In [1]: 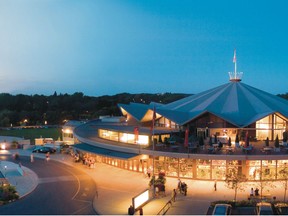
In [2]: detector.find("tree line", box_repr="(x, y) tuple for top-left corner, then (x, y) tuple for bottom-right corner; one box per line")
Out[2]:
(0, 92), (189, 127)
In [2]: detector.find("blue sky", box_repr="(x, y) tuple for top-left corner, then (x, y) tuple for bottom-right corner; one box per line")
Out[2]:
(0, 0), (287, 96)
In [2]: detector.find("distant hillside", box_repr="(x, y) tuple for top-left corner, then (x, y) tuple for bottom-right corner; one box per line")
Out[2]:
(0, 92), (190, 127)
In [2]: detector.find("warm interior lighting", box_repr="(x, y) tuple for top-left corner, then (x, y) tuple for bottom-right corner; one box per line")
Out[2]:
(1, 143), (6, 150)
(138, 135), (149, 145)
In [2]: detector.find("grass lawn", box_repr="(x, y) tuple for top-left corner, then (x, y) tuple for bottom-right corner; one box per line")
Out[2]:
(0, 127), (62, 144)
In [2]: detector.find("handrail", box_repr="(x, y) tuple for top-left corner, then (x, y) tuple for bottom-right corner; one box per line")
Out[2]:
(156, 197), (174, 215)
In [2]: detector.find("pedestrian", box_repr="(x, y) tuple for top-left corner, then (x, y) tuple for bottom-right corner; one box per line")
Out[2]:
(147, 168), (151, 178)
(250, 188), (254, 196)
(30, 153), (34, 162)
(183, 182), (187, 196)
(214, 180), (217, 191)
(46, 152), (50, 161)
(128, 205), (134, 215)
(255, 188), (259, 196)
(172, 189), (177, 202)
(177, 179), (182, 192)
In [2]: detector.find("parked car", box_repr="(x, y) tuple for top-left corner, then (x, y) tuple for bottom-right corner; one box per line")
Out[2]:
(256, 202), (274, 215)
(212, 204), (232, 215)
(32, 146), (56, 153)
(274, 202), (288, 215)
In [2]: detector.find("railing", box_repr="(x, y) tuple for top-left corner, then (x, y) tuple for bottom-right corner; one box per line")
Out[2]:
(156, 196), (175, 215)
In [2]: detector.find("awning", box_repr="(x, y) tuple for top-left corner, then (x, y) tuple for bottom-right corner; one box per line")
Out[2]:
(73, 143), (139, 160)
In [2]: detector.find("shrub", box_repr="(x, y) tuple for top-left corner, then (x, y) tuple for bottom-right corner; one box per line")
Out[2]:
(0, 184), (19, 204)
(265, 137), (269, 147)
(283, 131), (288, 143)
(275, 135), (280, 148)
(235, 134), (239, 143)
(211, 199), (257, 208)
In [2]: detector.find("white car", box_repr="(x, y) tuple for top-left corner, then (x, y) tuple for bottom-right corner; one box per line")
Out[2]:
(256, 202), (274, 215)
(212, 204), (232, 215)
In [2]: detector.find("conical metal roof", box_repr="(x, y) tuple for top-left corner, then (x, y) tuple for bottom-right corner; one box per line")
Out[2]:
(157, 82), (288, 127)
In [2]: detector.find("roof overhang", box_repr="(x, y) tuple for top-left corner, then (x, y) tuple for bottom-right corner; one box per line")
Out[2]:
(73, 143), (139, 160)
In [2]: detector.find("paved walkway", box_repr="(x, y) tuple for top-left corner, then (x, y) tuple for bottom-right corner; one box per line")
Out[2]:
(1, 149), (287, 215)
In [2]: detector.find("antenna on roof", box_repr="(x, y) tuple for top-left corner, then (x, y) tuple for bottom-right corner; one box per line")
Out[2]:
(228, 49), (243, 82)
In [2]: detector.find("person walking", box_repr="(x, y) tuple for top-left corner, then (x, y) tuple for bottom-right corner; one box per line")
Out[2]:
(255, 188), (259, 196)
(46, 152), (50, 161)
(177, 179), (182, 193)
(183, 182), (187, 196)
(250, 188), (254, 197)
(172, 189), (177, 202)
(139, 207), (143, 215)
(214, 180), (217, 191)
(147, 168), (151, 178)
(30, 153), (34, 162)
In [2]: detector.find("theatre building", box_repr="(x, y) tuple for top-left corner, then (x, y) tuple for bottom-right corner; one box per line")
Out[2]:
(73, 66), (288, 181)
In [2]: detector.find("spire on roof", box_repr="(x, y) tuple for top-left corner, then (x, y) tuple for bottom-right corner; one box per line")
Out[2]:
(228, 49), (243, 82)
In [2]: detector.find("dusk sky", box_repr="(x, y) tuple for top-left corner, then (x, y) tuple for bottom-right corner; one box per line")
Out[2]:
(0, 0), (288, 96)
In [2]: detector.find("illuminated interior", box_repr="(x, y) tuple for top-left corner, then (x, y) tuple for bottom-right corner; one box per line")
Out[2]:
(99, 129), (149, 145)
(256, 114), (286, 140)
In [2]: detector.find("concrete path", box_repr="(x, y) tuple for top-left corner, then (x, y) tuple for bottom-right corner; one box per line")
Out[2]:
(1, 149), (286, 215)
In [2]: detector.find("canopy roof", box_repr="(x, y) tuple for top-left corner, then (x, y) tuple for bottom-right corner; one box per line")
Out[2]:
(118, 82), (288, 128)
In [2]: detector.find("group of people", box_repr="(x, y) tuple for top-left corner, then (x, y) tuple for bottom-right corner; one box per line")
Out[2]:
(82, 154), (96, 168)
(172, 179), (188, 202)
(177, 179), (188, 196)
(250, 187), (260, 196)
(145, 167), (152, 178)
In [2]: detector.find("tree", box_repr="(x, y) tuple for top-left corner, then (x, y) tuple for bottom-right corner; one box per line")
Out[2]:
(265, 137), (269, 147)
(198, 136), (204, 148)
(283, 131), (288, 143)
(279, 163), (288, 202)
(255, 170), (276, 200)
(235, 134), (239, 147)
(209, 136), (213, 147)
(225, 167), (247, 201)
(228, 137), (232, 147)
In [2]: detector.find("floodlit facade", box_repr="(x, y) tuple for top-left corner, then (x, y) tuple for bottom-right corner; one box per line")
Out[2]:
(73, 59), (288, 181)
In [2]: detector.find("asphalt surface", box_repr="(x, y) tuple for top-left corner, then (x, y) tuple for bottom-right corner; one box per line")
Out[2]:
(0, 155), (97, 215)
(1, 149), (288, 215)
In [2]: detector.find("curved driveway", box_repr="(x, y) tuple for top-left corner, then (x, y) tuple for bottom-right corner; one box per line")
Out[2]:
(0, 155), (97, 215)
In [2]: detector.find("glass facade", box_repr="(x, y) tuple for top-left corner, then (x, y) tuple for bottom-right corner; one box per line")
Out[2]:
(256, 114), (286, 141)
(75, 147), (288, 181)
(212, 160), (226, 180)
(197, 159), (211, 179)
(99, 129), (149, 145)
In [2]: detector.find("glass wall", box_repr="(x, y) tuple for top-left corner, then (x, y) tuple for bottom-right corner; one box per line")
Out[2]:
(154, 156), (165, 175)
(99, 129), (119, 142)
(274, 115), (287, 139)
(98, 129), (149, 145)
(247, 160), (261, 180)
(74, 148), (288, 181)
(227, 160), (243, 176)
(277, 160), (288, 179)
(262, 160), (277, 180)
(196, 159), (211, 179)
(256, 114), (287, 140)
(212, 160), (226, 180)
(165, 157), (179, 177)
(179, 158), (193, 178)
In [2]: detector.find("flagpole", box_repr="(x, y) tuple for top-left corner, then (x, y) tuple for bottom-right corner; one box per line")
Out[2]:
(234, 49), (237, 79)
(152, 105), (155, 197)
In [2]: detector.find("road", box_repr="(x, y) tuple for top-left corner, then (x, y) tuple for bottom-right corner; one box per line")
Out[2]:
(0, 155), (97, 215)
